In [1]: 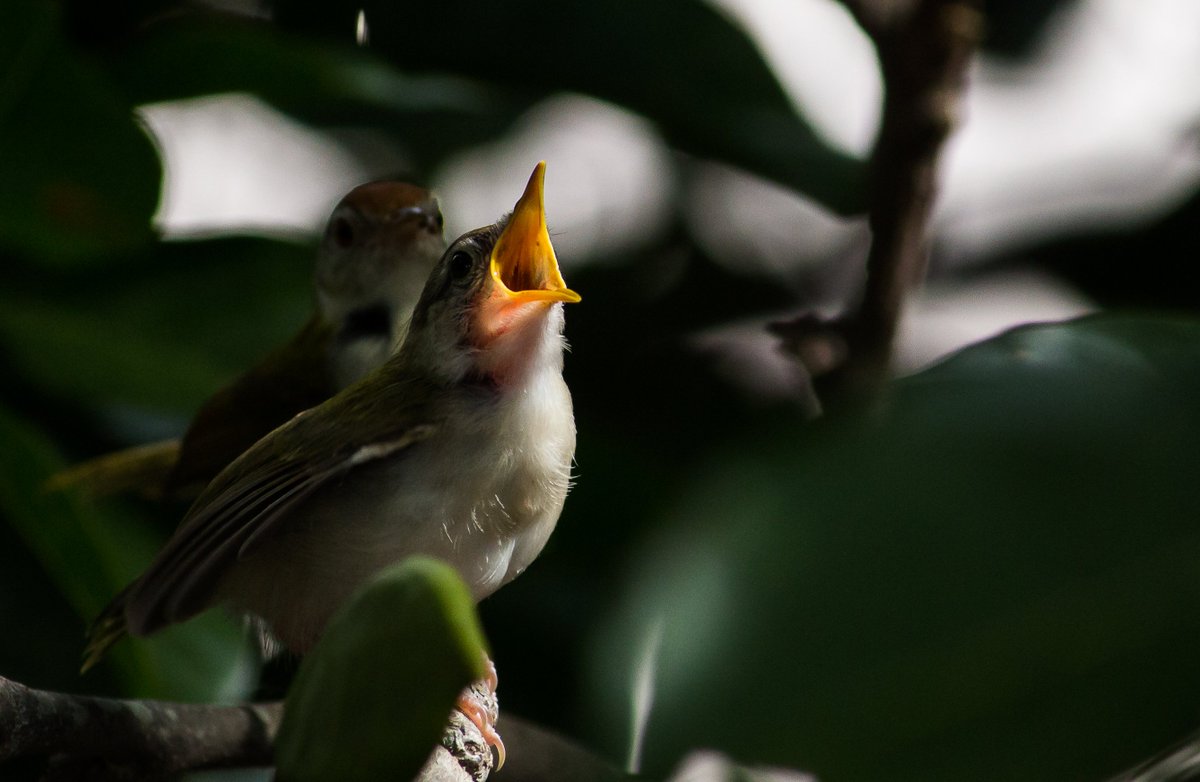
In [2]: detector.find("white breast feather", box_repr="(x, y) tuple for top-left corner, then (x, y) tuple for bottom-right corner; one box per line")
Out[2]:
(221, 306), (575, 653)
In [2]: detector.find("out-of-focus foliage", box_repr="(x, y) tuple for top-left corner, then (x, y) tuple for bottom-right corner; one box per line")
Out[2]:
(0, 406), (249, 701)
(276, 558), (487, 782)
(591, 314), (1200, 782)
(980, 0), (1080, 58)
(1, 0), (1198, 780)
(112, 19), (534, 172)
(272, 0), (866, 214)
(0, 237), (313, 412)
(0, 0), (159, 263)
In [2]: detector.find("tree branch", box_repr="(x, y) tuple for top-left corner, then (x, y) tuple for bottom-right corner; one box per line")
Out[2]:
(0, 674), (486, 782)
(1, 675), (619, 782)
(0, 674), (281, 781)
(772, 0), (983, 402)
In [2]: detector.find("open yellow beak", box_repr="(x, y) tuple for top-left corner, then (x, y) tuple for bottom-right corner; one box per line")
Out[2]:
(489, 162), (581, 304)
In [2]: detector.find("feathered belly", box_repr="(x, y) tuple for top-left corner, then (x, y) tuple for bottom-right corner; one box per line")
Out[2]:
(217, 408), (572, 653)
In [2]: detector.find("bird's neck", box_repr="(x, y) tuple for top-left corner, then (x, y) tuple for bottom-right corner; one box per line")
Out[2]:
(396, 302), (566, 393)
(323, 302), (395, 389)
(472, 303), (567, 389)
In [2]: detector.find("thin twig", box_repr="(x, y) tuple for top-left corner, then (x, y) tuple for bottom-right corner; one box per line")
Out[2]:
(773, 0), (983, 402)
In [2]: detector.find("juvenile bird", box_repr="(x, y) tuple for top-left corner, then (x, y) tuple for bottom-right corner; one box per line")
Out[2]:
(84, 163), (580, 760)
(48, 182), (445, 499)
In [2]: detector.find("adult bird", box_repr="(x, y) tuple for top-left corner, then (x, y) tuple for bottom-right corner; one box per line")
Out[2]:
(84, 163), (580, 763)
(48, 182), (445, 499)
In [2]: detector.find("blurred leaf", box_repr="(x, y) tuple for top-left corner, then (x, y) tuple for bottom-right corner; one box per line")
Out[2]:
(59, 0), (185, 50)
(110, 16), (533, 171)
(0, 405), (252, 701)
(276, 557), (488, 782)
(593, 314), (1200, 782)
(0, 0), (159, 263)
(274, 0), (866, 214)
(981, 0), (1079, 60)
(0, 236), (313, 413)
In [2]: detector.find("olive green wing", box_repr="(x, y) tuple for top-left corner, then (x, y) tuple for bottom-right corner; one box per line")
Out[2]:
(120, 372), (442, 638)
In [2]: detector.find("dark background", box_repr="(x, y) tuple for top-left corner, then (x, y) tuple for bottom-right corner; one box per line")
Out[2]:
(3, 1), (1199, 780)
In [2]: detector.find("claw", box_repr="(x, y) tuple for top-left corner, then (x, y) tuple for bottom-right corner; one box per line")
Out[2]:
(456, 657), (505, 769)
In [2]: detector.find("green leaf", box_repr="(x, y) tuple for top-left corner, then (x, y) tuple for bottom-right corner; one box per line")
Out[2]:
(0, 0), (160, 263)
(0, 236), (314, 413)
(276, 557), (488, 782)
(0, 405), (252, 701)
(109, 16), (532, 171)
(593, 313), (1200, 782)
(273, 0), (866, 214)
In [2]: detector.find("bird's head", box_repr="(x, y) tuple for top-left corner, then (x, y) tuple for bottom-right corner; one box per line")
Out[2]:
(315, 181), (445, 337)
(404, 162), (580, 386)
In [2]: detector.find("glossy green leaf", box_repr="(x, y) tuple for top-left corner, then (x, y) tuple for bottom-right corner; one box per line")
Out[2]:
(0, 405), (252, 701)
(593, 314), (1200, 782)
(0, 236), (313, 413)
(273, 0), (866, 214)
(0, 0), (160, 263)
(276, 557), (488, 782)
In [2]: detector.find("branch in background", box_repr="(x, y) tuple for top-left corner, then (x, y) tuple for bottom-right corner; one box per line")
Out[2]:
(0, 675), (620, 782)
(772, 0), (983, 402)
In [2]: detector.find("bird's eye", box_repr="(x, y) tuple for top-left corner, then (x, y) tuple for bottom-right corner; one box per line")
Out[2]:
(448, 250), (473, 281)
(331, 216), (354, 248)
(434, 211), (445, 231)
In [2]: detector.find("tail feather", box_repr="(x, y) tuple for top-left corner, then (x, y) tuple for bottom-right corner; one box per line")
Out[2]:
(46, 439), (181, 500)
(81, 586), (133, 674)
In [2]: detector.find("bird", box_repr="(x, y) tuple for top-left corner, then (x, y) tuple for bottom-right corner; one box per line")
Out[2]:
(83, 162), (580, 763)
(47, 181), (445, 500)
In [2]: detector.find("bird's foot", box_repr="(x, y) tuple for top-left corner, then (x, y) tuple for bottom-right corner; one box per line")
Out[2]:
(456, 657), (504, 769)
